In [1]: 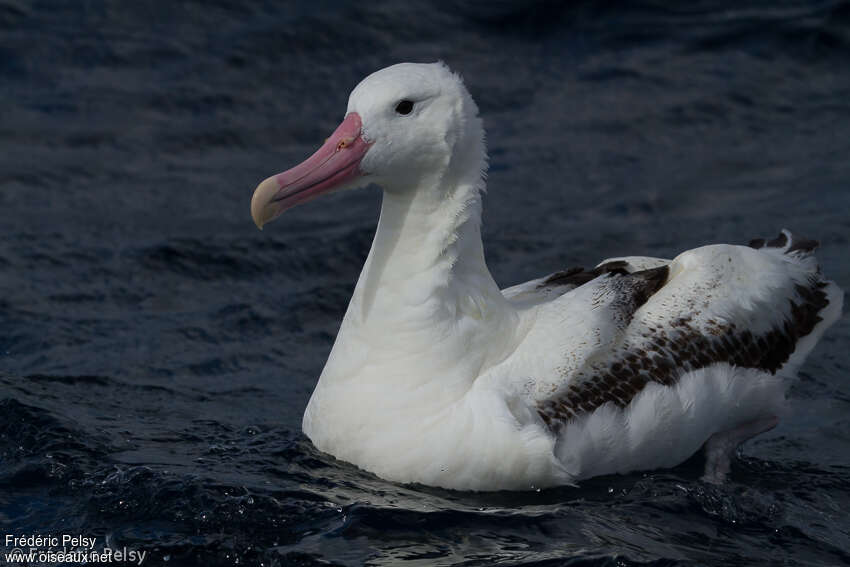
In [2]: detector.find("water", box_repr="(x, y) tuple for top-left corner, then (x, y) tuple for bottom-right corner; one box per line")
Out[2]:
(2, 1), (849, 565)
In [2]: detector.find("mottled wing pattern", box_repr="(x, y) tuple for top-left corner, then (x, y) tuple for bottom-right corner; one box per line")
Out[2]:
(536, 231), (837, 431)
(502, 261), (634, 306)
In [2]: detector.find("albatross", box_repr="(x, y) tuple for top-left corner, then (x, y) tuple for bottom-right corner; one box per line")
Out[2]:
(250, 62), (843, 491)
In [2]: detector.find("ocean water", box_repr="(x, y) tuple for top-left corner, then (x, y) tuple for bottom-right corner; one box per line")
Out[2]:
(2, 1), (849, 565)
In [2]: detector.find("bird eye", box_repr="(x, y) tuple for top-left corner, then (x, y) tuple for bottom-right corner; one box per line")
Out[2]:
(395, 100), (414, 115)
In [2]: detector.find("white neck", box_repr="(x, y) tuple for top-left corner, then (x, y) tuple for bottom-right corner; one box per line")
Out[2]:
(311, 159), (518, 405)
(357, 172), (494, 322)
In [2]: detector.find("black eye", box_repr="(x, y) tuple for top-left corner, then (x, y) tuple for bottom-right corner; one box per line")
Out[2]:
(395, 100), (414, 115)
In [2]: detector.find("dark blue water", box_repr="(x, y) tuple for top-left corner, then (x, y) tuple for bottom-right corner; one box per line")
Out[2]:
(2, 1), (849, 565)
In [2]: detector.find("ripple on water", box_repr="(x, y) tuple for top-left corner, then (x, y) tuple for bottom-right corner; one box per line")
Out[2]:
(3, 1), (850, 565)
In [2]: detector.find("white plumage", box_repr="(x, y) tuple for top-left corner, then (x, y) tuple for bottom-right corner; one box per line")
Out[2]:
(251, 62), (843, 491)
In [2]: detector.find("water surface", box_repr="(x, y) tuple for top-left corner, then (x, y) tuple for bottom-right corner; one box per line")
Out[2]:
(2, 1), (849, 565)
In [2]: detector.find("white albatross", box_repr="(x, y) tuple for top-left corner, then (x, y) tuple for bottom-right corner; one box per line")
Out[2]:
(250, 62), (843, 491)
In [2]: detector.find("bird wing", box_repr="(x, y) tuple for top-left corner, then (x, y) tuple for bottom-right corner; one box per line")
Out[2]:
(498, 230), (841, 432)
